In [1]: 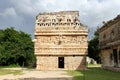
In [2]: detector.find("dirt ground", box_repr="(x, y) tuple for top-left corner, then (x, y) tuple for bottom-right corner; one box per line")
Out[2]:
(0, 68), (73, 80)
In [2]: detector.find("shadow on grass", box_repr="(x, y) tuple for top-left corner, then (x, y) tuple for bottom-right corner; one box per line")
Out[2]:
(68, 67), (120, 80)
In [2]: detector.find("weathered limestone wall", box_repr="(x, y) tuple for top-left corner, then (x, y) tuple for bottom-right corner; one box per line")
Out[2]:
(36, 56), (58, 70)
(36, 56), (86, 70)
(101, 49), (114, 67)
(65, 56), (86, 70)
(99, 15), (120, 71)
(99, 15), (120, 49)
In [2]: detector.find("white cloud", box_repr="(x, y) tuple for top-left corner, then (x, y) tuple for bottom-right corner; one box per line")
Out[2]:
(0, 0), (120, 39)
(0, 7), (17, 17)
(32, 0), (120, 27)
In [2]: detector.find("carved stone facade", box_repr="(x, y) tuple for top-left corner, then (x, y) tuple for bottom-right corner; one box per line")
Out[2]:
(34, 11), (88, 70)
(99, 15), (120, 71)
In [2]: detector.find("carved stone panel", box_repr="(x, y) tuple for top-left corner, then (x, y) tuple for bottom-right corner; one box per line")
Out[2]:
(36, 36), (87, 45)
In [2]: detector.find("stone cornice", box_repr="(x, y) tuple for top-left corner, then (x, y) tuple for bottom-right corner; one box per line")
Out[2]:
(35, 53), (87, 56)
(37, 11), (79, 16)
(99, 14), (120, 33)
(99, 39), (120, 49)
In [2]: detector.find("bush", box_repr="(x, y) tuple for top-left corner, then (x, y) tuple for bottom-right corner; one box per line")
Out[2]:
(0, 27), (36, 67)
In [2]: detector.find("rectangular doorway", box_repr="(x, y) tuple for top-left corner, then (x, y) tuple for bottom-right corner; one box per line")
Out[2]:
(113, 49), (118, 67)
(58, 57), (64, 68)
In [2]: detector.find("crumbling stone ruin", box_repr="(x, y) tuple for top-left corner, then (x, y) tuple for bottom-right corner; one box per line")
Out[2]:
(99, 15), (120, 71)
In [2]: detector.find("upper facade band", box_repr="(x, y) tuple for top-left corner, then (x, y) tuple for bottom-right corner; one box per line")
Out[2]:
(35, 11), (85, 27)
(35, 11), (88, 36)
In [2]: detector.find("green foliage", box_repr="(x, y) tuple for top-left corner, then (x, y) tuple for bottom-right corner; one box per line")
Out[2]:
(88, 29), (101, 63)
(0, 27), (36, 67)
(0, 64), (20, 68)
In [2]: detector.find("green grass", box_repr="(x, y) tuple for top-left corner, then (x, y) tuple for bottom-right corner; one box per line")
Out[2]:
(67, 65), (120, 80)
(0, 69), (22, 75)
(87, 64), (101, 67)
(0, 64), (26, 75)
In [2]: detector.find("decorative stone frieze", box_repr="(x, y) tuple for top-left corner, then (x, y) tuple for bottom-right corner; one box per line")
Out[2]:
(34, 11), (88, 70)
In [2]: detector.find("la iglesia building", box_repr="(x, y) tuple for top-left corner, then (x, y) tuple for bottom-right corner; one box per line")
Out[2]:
(34, 11), (88, 70)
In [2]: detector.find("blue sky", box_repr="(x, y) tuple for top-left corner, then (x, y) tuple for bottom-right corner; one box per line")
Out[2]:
(0, 0), (120, 39)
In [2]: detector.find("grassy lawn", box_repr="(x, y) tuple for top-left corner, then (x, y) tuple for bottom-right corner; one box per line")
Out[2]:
(0, 67), (23, 75)
(0, 69), (22, 75)
(87, 64), (101, 67)
(67, 64), (120, 80)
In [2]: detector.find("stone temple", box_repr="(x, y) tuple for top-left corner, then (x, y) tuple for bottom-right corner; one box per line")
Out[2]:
(34, 11), (88, 70)
(99, 15), (120, 71)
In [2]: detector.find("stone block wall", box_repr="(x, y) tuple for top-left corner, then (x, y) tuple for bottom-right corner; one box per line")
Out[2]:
(36, 56), (86, 70)
(99, 15), (120, 71)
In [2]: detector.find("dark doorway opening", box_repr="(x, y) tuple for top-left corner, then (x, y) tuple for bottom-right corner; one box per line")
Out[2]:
(58, 57), (64, 68)
(113, 49), (118, 67)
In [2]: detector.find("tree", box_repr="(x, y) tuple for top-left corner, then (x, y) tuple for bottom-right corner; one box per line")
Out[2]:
(0, 27), (36, 67)
(88, 29), (101, 63)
